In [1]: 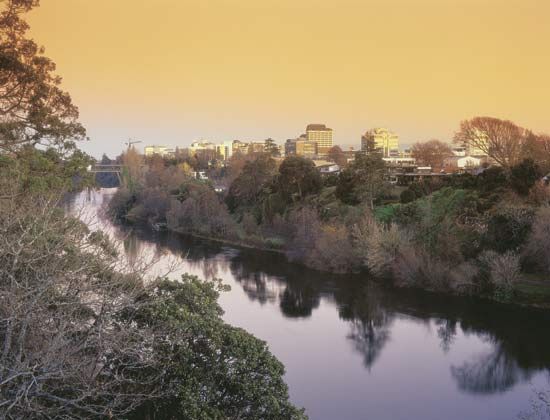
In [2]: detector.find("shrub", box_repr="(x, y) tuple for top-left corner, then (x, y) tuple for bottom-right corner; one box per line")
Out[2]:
(366, 223), (409, 277)
(306, 224), (359, 273)
(400, 188), (416, 204)
(522, 207), (550, 273)
(509, 158), (541, 196)
(483, 206), (534, 252)
(479, 250), (521, 301)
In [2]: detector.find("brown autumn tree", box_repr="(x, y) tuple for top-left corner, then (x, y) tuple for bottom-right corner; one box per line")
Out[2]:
(0, 0), (86, 153)
(453, 117), (527, 168)
(327, 145), (347, 167)
(411, 139), (452, 169)
(521, 131), (550, 173)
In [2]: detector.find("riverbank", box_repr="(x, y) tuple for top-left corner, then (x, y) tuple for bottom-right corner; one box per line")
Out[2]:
(105, 151), (550, 311)
(124, 215), (550, 311)
(84, 186), (550, 420)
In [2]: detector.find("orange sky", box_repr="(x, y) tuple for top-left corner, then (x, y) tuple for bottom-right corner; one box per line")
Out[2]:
(28, 0), (550, 157)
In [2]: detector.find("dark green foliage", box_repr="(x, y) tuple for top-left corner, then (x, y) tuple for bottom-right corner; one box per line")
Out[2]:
(400, 188), (416, 203)
(483, 207), (535, 253)
(277, 156), (322, 202)
(509, 158), (541, 196)
(225, 154), (277, 213)
(335, 152), (387, 208)
(336, 170), (361, 206)
(475, 167), (508, 192)
(133, 276), (306, 420)
(335, 169), (360, 205)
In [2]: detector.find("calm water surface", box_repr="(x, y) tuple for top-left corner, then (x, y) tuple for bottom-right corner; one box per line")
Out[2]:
(72, 189), (550, 420)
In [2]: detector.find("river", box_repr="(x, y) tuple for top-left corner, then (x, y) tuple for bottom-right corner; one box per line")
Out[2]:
(70, 189), (550, 420)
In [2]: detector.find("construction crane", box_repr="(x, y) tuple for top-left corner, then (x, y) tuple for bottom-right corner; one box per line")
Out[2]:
(124, 138), (142, 149)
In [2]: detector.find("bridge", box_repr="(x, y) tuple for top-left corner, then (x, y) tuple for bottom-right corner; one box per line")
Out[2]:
(87, 164), (123, 173)
(87, 164), (123, 184)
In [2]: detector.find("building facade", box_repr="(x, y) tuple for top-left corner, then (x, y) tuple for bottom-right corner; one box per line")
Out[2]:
(144, 145), (171, 157)
(285, 136), (317, 157)
(361, 128), (399, 157)
(306, 124), (333, 155)
(189, 141), (216, 154)
(215, 141), (233, 160)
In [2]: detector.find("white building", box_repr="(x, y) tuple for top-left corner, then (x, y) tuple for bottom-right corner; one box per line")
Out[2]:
(444, 155), (482, 171)
(144, 145), (170, 157)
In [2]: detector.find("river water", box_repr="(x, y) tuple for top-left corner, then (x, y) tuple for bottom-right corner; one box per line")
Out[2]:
(71, 189), (550, 420)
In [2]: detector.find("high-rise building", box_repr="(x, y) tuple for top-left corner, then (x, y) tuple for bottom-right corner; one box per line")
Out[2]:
(306, 124), (333, 155)
(361, 128), (399, 157)
(215, 141), (233, 160)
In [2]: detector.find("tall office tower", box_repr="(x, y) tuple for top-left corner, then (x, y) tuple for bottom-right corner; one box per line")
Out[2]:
(306, 124), (333, 155)
(361, 128), (399, 157)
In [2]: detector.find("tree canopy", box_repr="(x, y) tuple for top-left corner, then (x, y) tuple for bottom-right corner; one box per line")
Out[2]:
(0, 0), (86, 154)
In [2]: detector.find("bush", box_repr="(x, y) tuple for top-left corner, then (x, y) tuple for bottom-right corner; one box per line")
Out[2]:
(107, 187), (136, 221)
(366, 223), (408, 277)
(483, 206), (534, 252)
(509, 158), (541, 196)
(479, 250), (521, 301)
(305, 224), (359, 273)
(522, 207), (550, 273)
(400, 188), (416, 203)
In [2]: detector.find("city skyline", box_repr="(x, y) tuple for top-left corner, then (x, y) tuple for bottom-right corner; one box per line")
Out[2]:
(27, 0), (550, 158)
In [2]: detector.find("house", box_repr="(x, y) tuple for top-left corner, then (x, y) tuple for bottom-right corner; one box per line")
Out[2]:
(444, 155), (482, 172)
(312, 160), (340, 175)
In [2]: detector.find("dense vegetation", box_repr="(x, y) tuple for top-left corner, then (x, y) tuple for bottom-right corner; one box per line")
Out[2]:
(110, 127), (550, 307)
(0, 1), (305, 418)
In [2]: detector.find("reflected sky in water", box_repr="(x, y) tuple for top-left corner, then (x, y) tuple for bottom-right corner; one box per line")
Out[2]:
(69, 189), (550, 420)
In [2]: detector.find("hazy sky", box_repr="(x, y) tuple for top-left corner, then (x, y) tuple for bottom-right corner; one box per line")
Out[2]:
(28, 0), (550, 158)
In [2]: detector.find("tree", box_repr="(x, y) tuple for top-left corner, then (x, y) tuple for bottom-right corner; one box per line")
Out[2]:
(509, 158), (541, 196)
(121, 146), (143, 191)
(226, 153), (277, 213)
(411, 139), (452, 169)
(327, 145), (347, 167)
(0, 0), (86, 153)
(277, 156), (322, 202)
(264, 137), (280, 157)
(521, 131), (550, 173)
(336, 152), (388, 208)
(0, 3), (306, 418)
(454, 117), (526, 168)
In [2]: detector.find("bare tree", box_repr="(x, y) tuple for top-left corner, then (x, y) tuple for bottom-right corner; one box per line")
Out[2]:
(0, 192), (164, 418)
(453, 117), (527, 168)
(411, 139), (452, 169)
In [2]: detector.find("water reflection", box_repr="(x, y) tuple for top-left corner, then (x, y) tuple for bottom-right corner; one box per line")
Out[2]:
(126, 227), (550, 397)
(71, 190), (550, 419)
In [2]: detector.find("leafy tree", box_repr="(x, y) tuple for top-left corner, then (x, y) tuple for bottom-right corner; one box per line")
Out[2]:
(0, 3), (306, 418)
(0, 0), (86, 153)
(411, 139), (452, 169)
(277, 156), (322, 202)
(131, 277), (307, 420)
(264, 137), (280, 157)
(483, 206), (534, 252)
(336, 152), (387, 208)
(226, 153), (277, 213)
(509, 158), (541, 196)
